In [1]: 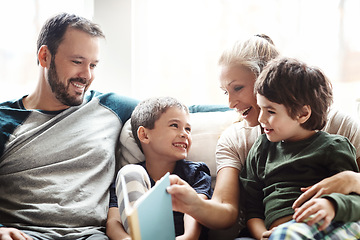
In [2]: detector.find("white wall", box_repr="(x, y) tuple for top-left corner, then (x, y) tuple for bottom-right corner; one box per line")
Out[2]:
(91, 0), (133, 96)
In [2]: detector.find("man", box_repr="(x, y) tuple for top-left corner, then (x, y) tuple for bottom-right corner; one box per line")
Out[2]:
(0, 13), (138, 240)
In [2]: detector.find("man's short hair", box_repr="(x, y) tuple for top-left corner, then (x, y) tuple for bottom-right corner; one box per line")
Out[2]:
(36, 12), (105, 64)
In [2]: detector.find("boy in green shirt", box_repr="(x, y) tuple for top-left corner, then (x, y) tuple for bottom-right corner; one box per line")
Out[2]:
(240, 57), (360, 240)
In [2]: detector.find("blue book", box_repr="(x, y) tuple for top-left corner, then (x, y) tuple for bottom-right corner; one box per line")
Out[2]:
(121, 172), (175, 240)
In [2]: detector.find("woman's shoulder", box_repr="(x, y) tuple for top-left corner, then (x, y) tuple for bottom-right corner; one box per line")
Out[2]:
(219, 120), (262, 142)
(325, 108), (360, 134)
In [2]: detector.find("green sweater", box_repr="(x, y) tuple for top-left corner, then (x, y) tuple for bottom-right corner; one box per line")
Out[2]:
(240, 131), (359, 229)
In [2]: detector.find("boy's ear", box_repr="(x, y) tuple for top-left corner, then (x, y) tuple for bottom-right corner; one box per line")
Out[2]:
(38, 45), (51, 68)
(137, 126), (150, 144)
(297, 105), (311, 124)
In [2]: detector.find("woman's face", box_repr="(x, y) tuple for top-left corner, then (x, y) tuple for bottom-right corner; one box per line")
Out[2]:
(220, 65), (260, 127)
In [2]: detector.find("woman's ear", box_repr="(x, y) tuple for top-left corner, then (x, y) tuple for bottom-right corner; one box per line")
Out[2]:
(297, 105), (312, 124)
(38, 45), (51, 68)
(137, 126), (150, 144)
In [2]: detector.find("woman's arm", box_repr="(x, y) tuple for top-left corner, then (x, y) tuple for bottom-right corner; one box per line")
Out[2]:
(293, 171), (360, 209)
(106, 207), (131, 240)
(168, 167), (240, 229)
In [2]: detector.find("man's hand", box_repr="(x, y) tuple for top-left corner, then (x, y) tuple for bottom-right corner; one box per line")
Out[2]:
(293, 171), (358, 209)
(0, 228), (33, 240)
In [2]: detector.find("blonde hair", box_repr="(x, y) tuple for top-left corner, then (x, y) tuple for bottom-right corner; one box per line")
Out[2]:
(218, 35), (280, 77)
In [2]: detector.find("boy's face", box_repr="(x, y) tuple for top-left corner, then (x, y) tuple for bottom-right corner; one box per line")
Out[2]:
(144, 107), (192, 161)
(256, 93), (307, 142)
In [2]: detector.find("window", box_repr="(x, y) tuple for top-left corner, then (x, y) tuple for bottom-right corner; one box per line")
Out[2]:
(1, 0), (359, 118)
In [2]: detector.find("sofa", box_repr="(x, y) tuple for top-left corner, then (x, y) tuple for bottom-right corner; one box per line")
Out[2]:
(119, 109), (243, 240)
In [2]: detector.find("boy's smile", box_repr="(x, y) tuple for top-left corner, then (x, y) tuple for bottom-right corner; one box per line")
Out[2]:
(257, 94), (314, 142)
(144, 107), (192, 162)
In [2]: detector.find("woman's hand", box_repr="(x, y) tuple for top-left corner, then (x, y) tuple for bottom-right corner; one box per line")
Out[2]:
(293, 198), (335, 231)
(167, 175), (201, 214)
(293, 171), (360, 209)
(168, 168), (240, 229)
(0, 228), (33, 240)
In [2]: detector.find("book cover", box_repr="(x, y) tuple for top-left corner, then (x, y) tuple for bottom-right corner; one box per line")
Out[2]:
(121, 172), (175, 240)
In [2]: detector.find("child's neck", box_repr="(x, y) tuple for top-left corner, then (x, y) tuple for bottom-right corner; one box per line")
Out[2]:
(145, 156), (177, 182)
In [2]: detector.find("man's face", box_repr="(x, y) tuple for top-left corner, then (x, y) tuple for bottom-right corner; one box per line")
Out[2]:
(47, 28), (100, 106)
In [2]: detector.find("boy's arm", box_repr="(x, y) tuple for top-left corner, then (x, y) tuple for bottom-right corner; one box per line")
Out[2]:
(106, 207), (131, 240)
(177, 194), (208, 240)
(247, 218), (268, 240)
(323, 193), (360, 222)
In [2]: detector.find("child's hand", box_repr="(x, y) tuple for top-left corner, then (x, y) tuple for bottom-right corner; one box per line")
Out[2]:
(261, 227), (277, 240)
(293, 198), (335, 231)
(176, 235), (197, 240)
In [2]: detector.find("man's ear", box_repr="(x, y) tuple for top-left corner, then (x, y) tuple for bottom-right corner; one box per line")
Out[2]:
(297, 105), (312, 124)
(38, 45), (52, 68)
(137, 126), (150, 144)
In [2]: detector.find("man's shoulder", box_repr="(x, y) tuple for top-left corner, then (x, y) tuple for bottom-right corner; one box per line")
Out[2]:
(85, 90), (139, 105)
(0, 98), (22, 109)
(85, 90), (139, 122)
(0, 97), (30, 122)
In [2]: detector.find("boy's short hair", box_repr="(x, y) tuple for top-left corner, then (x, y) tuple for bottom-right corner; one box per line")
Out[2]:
(131, 96), (189, 150)
(255, 57), (333, 130)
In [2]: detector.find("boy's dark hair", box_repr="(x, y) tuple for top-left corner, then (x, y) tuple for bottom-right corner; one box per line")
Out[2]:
(255, 57), (333, 130)
(37, 12), (105, 64)
(131, 97), (189, 151)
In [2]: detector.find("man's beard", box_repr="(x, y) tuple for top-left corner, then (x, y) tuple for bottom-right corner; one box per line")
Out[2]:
(48, 58), (87, 106)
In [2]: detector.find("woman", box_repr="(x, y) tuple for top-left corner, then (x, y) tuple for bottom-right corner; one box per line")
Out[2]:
(167, 34), (360, 239)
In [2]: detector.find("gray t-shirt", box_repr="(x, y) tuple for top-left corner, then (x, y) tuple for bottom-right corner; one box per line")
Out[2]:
(0, 91), (138, 238)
